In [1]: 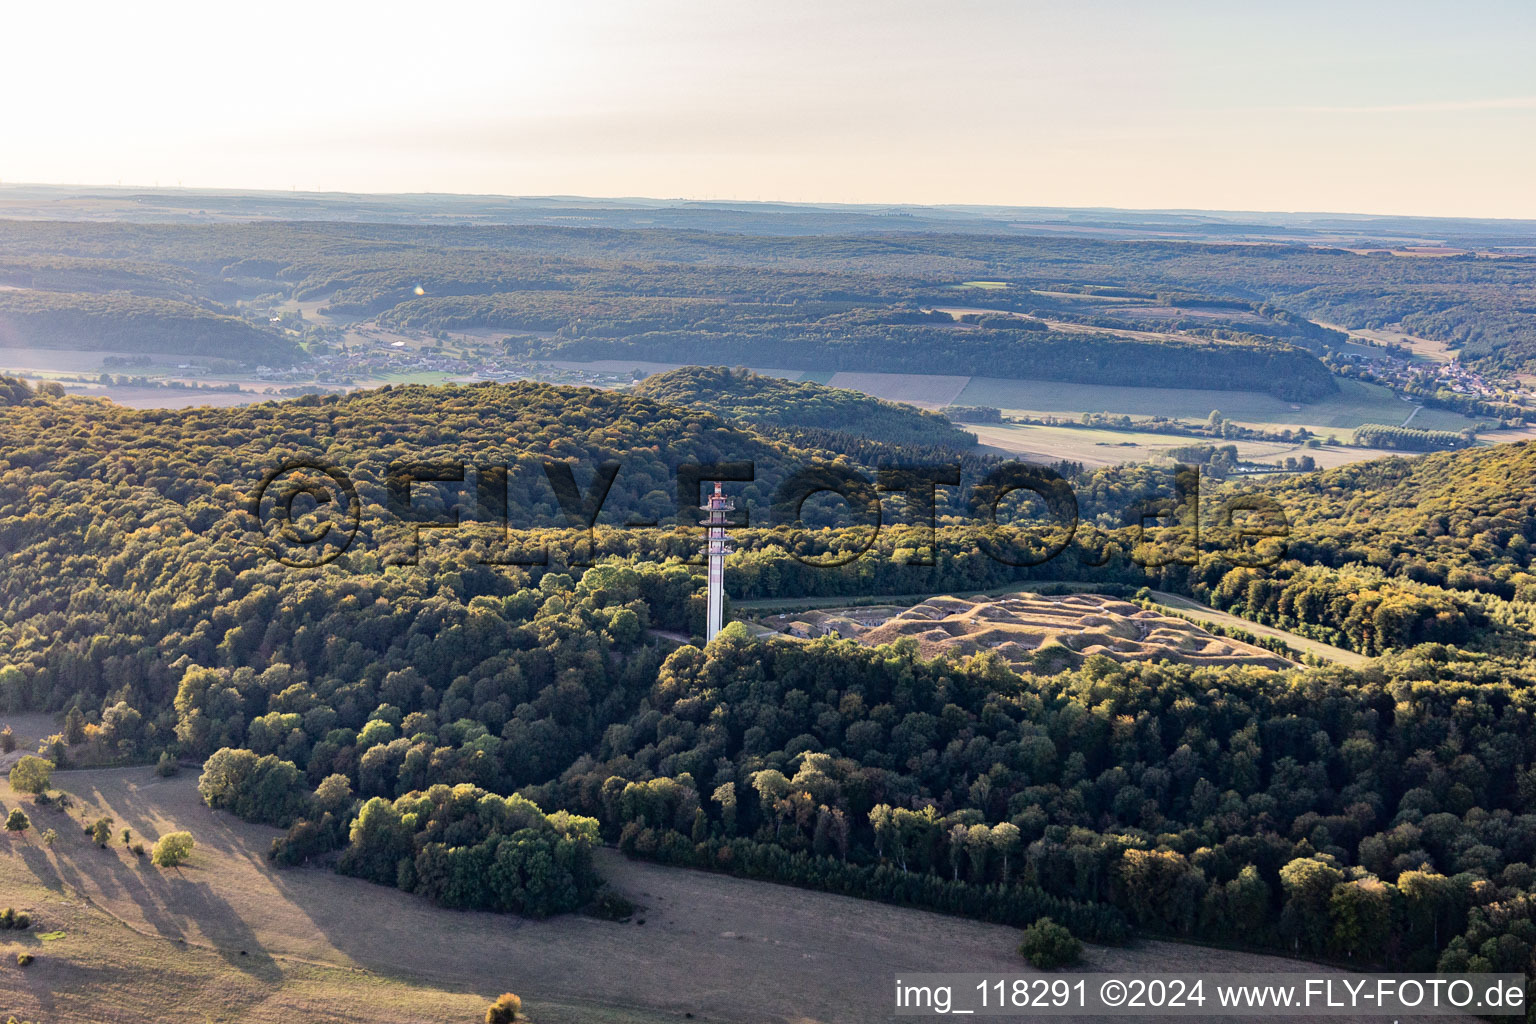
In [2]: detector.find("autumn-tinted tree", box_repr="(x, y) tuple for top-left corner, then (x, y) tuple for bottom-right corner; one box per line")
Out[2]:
(485, 993), (522, 1024)
(152, 831), (195, 868)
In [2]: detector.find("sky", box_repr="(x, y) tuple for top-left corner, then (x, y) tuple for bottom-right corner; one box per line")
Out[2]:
(4, 0), (1535, 218)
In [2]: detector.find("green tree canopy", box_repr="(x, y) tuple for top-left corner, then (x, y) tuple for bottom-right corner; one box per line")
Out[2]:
(8, 756), (53, 795)
(151, 831), (195, 868)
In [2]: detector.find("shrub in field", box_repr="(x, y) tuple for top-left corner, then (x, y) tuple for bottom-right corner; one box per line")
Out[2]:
(1018, 917), (1082, 970)
(485, 992), (522, 1023)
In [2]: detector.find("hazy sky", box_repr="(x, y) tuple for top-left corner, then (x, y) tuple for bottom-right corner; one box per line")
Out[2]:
(5, 0), (1535, 217)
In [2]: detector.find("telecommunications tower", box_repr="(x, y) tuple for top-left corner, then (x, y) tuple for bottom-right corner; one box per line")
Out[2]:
(702, 481), (734, 642)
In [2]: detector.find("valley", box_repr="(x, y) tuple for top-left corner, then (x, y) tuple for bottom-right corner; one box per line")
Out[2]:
(9, 4), (1536, 1020)
(5, 193), (1536, 1022)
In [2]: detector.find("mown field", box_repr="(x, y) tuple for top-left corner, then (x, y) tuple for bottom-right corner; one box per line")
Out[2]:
(823, 371), (970, 407)
(0, 762), (1437, 1024)
(967, 422), (1401, 469)
(955, 376), (1469, 433)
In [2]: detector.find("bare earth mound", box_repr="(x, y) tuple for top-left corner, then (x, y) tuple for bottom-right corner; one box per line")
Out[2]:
(853, 592), (1291, 671)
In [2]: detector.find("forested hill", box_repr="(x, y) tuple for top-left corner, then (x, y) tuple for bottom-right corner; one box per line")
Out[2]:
(632, 366), (977, 450)
(514, 313), (1336, 401)
(0, 374), (41, 406)
(1267, 438), (1536, 588)
(1282, 438), (1536, 535)
(11, 378), (1536, 978)
(0, 377), (817, 743)
(0, 288), (297, 363)
(1115, 437), (1536, 661)
(0, 379), (814, 546)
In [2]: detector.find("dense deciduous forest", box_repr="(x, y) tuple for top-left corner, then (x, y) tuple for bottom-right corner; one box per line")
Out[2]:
(7, 372), (1536, 985)
(0, 289), (294, 362)
(545, 630), (1536, 968)
(510, 312), (1334, 401)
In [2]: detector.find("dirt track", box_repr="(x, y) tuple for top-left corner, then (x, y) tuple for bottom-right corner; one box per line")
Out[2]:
(1148, 591), (1369, 667)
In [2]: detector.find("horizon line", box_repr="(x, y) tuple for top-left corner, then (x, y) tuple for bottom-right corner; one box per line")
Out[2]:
(3, 180), (1536, 227)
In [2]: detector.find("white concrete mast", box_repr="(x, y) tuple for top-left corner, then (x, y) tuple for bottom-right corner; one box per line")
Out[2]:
(702, 481), (734, 641)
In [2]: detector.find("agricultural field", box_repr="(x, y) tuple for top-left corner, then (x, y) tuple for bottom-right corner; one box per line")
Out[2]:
(968, 422), (1196, 466)
(543, 359), (803, 380)
(823, 371), (971, 407)
(0, 762), (1407, 1024)
(930, 306), (1208, 344)
(458, 362), (1489, 452)
(955, 376), (1455, 433)
(966, 421), (1397, 469)
(1025, 290), (1139, 303)
(1316, 321), (1459, 363)
(0, 346), (293, 408)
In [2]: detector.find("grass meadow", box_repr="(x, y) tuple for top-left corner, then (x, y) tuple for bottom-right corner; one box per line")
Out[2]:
(0, 756), (1399, 1024)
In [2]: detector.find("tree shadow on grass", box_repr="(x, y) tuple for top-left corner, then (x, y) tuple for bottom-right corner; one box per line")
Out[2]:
(18, 791), (277, 979)
(134, 859), (282, 979)
(17, 840), (64, 892)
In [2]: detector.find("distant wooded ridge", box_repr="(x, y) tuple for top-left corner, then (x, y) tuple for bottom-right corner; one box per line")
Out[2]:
(4, 184), (1536, 247)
